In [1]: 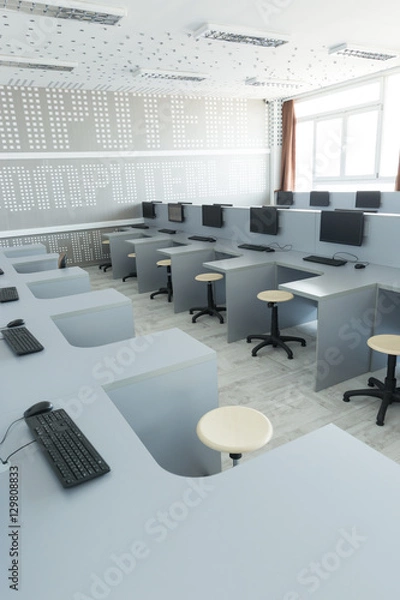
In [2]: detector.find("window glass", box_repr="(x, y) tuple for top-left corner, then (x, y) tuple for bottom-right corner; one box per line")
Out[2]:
(380, 73), (400, 177)
(314, 118), (342, 177)
(295, 121), (314, 190)
(296, 82), (380, 118)
(345, 110), (378, 176)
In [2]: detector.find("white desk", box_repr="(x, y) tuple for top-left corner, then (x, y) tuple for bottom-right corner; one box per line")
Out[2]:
(1, 421), (399, 599)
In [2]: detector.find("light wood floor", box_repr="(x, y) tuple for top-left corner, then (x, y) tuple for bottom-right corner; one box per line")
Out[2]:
(86, 265), (400, 468)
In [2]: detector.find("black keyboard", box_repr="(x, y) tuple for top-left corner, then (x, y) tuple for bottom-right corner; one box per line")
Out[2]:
(131, 223), (149, 229)
(303, 255), (347, 267)
(0, 286), (19, 302)
(25, 409), (110, 488)
(188, 235), (216, 242)
(2, 326), (44, 355)
(238, 244), (275, 252)
(158, 228), (177, 234)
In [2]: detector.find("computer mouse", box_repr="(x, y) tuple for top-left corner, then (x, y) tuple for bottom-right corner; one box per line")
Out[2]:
(354, 263), (366, 269)
(7, 319), (25, 328)
(23, 401), (53, 419)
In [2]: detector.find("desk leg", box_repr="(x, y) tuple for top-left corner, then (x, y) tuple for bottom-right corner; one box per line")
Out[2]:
(315, 287), (376, 391)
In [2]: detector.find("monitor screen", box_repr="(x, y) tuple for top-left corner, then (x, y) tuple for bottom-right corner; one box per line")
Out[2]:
(168, 203), (184, 223)
(142, 202), (156, 219)
(319, 210), (364, 246)
(355, 191), (381, 209)
(202, 205), (223, 228)
(276, 191), (294, 206)
(250, 206), (279, 236)
(310, 191), (330, 207)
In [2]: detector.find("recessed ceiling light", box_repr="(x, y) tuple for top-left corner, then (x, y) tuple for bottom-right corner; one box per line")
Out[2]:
(329, 43), (398, 61)
(132, 68), (208, 83)
(245, 77), (304, 89)
(0, 54), (77, 71)
(193, 23), (289, 48)
(0, 1), (126, 25)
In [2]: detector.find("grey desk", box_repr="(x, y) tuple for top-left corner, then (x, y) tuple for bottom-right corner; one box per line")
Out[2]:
(2, 420), (400, 599)
(103, 229), (153, 280)
(202, 249), (400, 391)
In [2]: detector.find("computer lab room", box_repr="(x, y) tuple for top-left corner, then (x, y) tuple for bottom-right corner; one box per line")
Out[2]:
(1, 1), (400, 598)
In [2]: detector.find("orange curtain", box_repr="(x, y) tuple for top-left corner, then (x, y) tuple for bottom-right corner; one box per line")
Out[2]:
(279, 100), (296, 191)
(395, 154), (400, 191)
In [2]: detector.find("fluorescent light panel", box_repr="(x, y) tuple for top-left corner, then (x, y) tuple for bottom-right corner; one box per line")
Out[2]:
(194, 23), (289, 48)
(245, 77), (304, 89)
(0, 54), (77, 71)
(132, 68), (208, 83)
(0, 1), (126, 25)
(329, 43), (398, 61)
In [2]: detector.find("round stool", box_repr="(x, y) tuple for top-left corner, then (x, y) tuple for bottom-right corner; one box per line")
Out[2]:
(99, 239), (112, 272)
(343, 334), (400, 426)
(197, 406), (273, 467)
(189, 273), (226, 323)
(122, 252), (137, 282)
(150, 259), (173, 302)
(246, 290), (306, 359)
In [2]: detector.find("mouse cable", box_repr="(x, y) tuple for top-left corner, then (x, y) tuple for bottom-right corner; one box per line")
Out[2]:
(0, 416), (24, 445)
(0, 440), (37, 465)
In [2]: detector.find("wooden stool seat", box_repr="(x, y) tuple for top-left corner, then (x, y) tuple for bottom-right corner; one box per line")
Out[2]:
(344, 334), (400, 426)
(195, 272), (223, 283)
(247, 289), (306, 360)
(150, 258), (173, 302)
(189, 272), (226, 323)
(197, 406), (273, 467)
(156, 259), (172, 268)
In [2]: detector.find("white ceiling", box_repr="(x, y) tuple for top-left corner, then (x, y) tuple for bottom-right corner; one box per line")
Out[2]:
(0, 0), (399, 99)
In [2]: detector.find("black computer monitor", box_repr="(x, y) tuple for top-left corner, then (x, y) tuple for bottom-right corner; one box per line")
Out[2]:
(168, 203), (184, 223)
(250, 206), (279, 235)
(142, 202), (156, 219)
(310, 191), (330, 207)
(319, 210), (364, 246)
(355, 191), (381, 210)
(276, 191), (294, 206)
(202, 205), (223, 228)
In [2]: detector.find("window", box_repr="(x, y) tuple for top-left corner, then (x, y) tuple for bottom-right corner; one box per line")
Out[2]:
(295, 73), (399, 191)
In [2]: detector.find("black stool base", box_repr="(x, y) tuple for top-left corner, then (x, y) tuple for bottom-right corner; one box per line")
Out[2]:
(190, 306), (226, 323)
(99, 262), (111, 272)
(246, 333), (306, 360)
(343, 354), (400, 426)
(247, 301), (306, 360)
(122, 271), (137, 282)
(150, 286), (173, 303)
(189, 280), (225, 324)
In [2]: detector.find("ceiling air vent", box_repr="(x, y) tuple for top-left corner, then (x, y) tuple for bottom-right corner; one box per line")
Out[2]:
(0, 1), (126, 25)
(329, 43), (398, 61)
(0, 55), (77, 71)
(132, 69), (208, 83)
(194, 23), (289, 48)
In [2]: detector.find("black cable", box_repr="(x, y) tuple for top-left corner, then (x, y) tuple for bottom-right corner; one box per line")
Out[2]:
(0, 417), (24, 445)
(1, 440), (37, 464)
